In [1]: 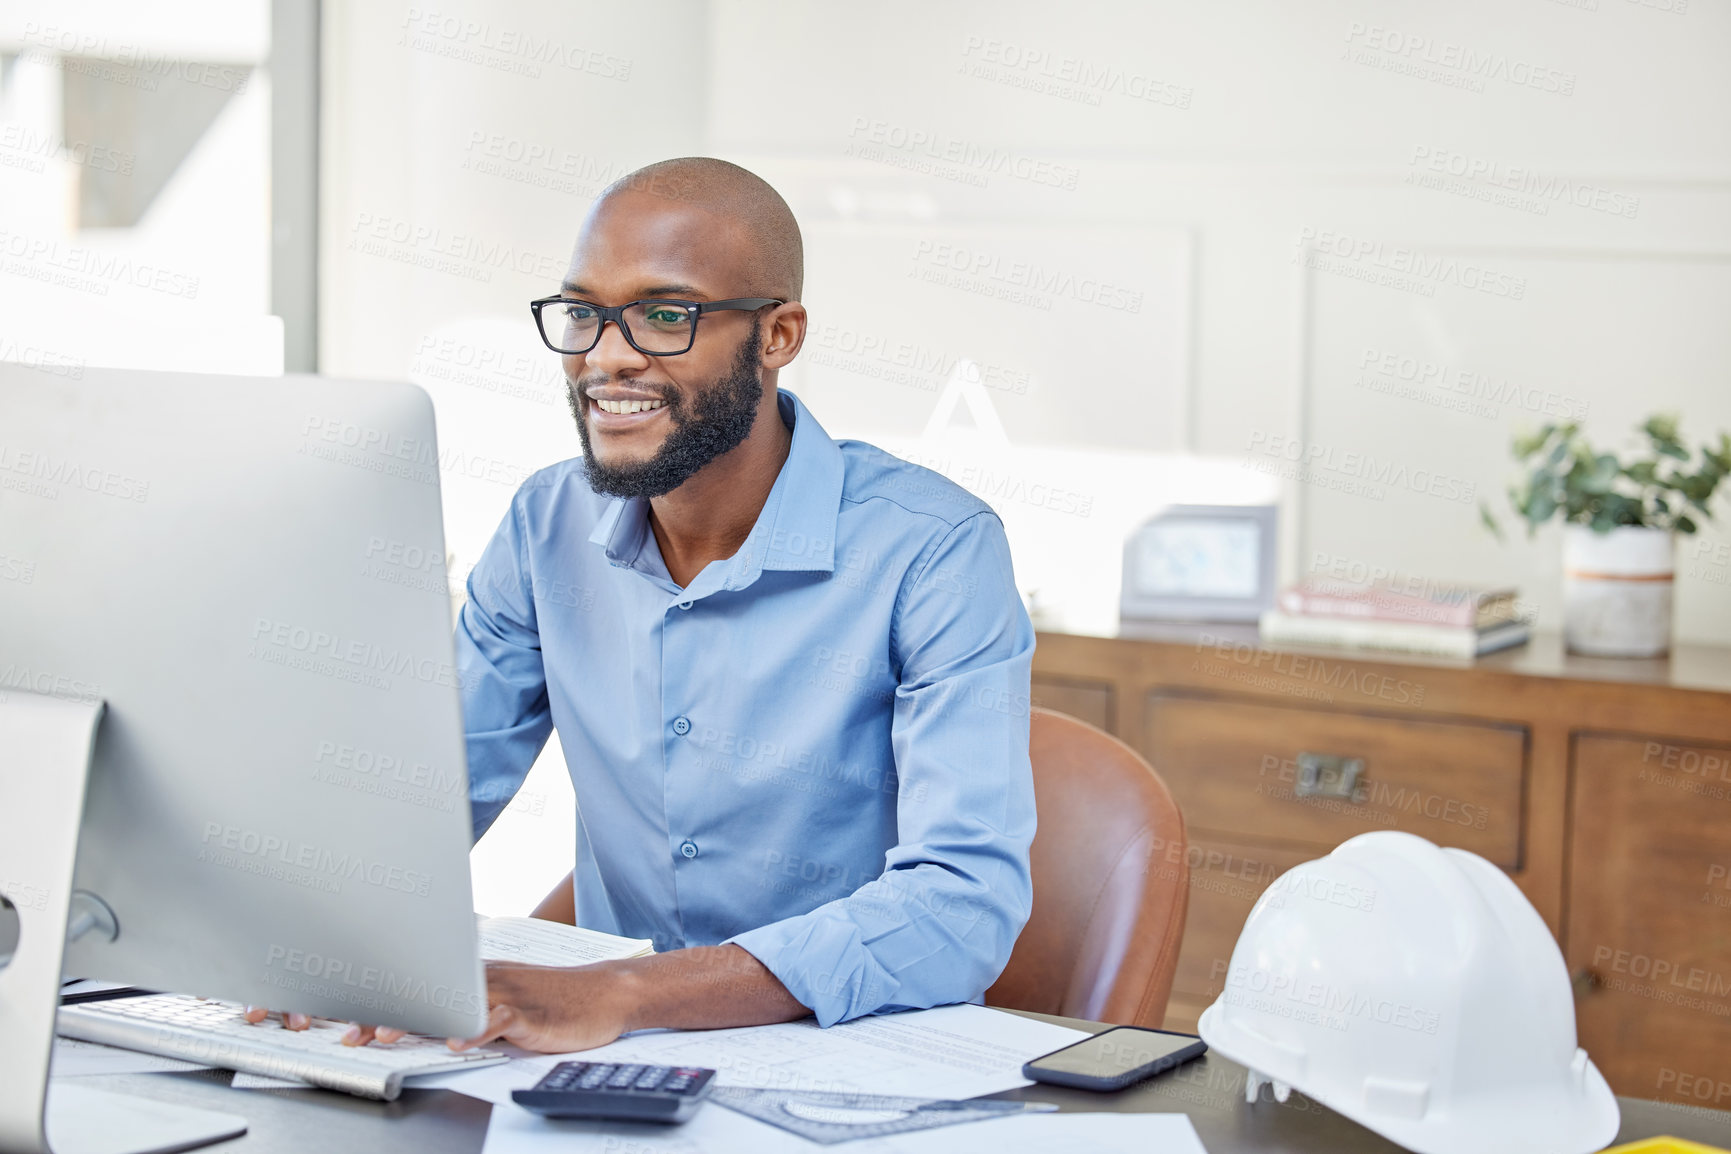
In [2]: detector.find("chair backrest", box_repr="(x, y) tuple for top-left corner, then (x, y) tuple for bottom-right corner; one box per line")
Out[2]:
(986, 707), (1190, 1027)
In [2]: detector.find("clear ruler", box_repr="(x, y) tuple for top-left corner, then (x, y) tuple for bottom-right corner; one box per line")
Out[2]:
(710, 1086), (1056, 1144)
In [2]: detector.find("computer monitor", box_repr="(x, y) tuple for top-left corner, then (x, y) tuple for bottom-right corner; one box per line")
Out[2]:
(0, 364), (489, 1152)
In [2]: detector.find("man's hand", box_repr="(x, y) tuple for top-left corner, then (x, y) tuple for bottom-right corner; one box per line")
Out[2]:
(446, 961), (633, 1053)
(240, 1006), (406, 1046)
(447, 943), (809, 1054)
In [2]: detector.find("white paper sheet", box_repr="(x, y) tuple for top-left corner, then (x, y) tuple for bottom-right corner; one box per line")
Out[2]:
(416, 1004), (1089, 1108)
(49, 1037), (212, 1077)
(477, 916), (653, 967)
(481, 1098), (808, 1153)
(480, 1099), (1208, 1154)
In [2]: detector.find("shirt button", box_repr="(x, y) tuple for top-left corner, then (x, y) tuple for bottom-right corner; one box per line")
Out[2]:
(679, 840), (699, 859)
(671, 716), (691, 736)
(676, 601), (693, 611)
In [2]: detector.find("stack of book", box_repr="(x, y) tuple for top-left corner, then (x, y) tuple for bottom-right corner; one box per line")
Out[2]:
(1258, 579), (1531, 659)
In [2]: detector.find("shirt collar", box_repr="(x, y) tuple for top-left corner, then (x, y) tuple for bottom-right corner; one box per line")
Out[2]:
(587, 389), (843, 588)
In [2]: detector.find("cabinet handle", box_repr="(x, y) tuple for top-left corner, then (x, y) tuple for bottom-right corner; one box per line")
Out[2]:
(1295, 753), (1366, 802)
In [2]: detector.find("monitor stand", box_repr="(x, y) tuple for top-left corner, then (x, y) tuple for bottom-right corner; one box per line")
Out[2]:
(0, 693), (246, 1154)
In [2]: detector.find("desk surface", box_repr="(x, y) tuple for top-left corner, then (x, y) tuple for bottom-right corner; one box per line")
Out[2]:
(64, 1010), (1731, 1153)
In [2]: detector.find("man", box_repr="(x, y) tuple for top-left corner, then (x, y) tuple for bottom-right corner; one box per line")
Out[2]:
(321, 157), (1034, 1052)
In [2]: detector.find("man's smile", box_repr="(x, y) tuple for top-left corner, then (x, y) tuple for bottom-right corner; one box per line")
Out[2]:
(584, 388), (672, 431)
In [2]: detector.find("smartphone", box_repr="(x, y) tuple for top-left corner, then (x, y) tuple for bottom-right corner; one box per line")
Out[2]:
(1022, 1026), (1207, 1091)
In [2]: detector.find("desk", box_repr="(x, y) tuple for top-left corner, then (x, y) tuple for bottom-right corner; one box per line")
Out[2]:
(61, 1010), (1731, 1152)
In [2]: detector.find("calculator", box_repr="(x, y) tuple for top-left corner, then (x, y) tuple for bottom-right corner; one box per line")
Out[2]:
(511, 1061), (717, 1123)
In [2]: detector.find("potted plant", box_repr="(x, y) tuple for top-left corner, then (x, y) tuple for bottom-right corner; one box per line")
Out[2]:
(1483, 415), (1730, 657)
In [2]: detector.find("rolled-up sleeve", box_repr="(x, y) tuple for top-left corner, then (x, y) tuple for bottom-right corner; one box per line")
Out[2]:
(728, 511), (1036, 1025)
(457, 494), (555, 842)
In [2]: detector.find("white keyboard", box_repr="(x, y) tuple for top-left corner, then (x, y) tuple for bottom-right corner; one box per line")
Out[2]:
(58, 993), (507, 1100)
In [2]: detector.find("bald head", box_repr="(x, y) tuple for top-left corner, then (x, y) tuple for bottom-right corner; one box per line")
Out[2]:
(589, 157), (803, 301)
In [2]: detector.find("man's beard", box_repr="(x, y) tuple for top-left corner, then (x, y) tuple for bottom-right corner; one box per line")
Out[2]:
(567, 323), (764, 500)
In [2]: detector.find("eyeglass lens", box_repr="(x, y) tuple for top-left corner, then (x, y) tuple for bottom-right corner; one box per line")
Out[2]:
(543, 301), (694, 354)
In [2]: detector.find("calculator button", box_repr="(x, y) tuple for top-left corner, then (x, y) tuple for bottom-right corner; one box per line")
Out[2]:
(633, 1067), (670, 1090)
(605, 1064), (644, 1089)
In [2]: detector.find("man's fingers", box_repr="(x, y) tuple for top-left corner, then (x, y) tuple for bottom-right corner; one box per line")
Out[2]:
(374, 1026), (407, 1044)
(241, 1006), (308, 1030)
(341, 1023), (379, 1046)
(448, 1003), (515, 1051)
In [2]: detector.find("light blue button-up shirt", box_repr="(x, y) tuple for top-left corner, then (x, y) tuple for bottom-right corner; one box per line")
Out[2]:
(457, 390), (1036, 1026)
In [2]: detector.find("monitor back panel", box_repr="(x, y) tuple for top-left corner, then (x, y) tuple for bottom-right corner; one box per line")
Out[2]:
(0, 364), (488, 1038)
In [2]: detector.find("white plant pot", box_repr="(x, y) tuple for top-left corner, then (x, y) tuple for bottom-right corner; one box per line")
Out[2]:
(1562, 525), (1675, 657)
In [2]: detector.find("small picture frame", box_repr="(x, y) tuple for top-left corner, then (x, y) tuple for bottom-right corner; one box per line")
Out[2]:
(1120, 504), (1279, 623)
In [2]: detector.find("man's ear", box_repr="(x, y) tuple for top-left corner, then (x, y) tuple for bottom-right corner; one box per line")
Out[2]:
(760, 303), (808, 371)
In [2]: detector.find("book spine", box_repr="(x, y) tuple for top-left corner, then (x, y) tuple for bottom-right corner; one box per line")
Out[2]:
(1259, 613), (1481, 660)
(1283, 591), (1478, 628)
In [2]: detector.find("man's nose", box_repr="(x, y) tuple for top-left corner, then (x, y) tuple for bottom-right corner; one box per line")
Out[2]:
(580, 316), (650, 376)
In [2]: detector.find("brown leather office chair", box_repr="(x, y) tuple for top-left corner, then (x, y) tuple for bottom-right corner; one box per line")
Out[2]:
(984, 707), (1189, 1028)
(528, 707), (1190, 1027)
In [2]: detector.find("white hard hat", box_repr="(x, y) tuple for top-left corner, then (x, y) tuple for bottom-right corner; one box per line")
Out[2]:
(1198, 831), (1618, 1154)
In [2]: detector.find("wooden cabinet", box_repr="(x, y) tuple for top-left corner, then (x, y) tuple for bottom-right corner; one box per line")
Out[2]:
(1145, 694), (1526, 866)
(1031, 626), (1731, 1106)
(1568, 734), (1731, 1104)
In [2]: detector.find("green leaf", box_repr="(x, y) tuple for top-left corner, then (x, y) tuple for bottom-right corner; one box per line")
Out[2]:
(1678, 515), (1698, 534)
(1643, 413), (1681, 442)
(1580, 454), (1619, 493)
(1479, 502), (1504, 541)
(1511, 427), (1551, 458)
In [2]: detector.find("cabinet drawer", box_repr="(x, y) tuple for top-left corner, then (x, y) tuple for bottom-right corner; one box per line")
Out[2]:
(1030, 676), (1113, 734)
(1146, 694), (1526, 867)
(1569, 733), (1731, 1105)
(1170, 833), (1316, 1004)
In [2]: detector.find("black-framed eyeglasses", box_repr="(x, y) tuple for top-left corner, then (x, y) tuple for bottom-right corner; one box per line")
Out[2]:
(529, 296), (784, 357)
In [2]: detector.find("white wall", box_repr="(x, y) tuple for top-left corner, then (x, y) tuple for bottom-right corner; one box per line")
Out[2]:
(319, 0), (1731, 912)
